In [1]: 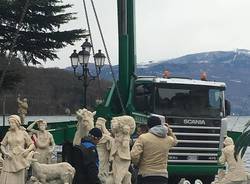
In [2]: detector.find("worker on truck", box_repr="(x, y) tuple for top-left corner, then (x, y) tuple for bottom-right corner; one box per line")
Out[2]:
(130, 116), (177, 184)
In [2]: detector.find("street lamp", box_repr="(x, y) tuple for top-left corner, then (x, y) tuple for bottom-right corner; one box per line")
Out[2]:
(78, 47), (90, 66)
(70, 40), (105, 108)
(70, 50), (78, 69)
(94, 49), (106, 72)
(81, 38), (92, 53)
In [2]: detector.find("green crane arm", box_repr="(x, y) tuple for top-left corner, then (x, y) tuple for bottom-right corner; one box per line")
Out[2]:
(118, 0), (136, 104)
(96, 0), (136, 118)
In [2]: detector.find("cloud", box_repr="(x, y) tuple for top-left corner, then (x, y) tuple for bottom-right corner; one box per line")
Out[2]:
(44, 0), (250, 68)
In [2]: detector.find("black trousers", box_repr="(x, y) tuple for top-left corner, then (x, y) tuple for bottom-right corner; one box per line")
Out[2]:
(137, 175), (168, 184)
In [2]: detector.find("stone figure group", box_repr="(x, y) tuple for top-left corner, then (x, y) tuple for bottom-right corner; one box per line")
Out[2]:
(2, 109), (250, 184)
(72, 109), (136, 184)
(72, 109), (250, 184)
(0, 109), (137, 184)
(0, 114), (75, 184)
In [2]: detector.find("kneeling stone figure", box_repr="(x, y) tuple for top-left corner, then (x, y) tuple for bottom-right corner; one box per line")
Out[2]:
(215, 137), (248, 184)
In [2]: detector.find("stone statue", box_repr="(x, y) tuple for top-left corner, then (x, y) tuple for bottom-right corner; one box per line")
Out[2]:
(109, 115), (136, 184)
(28, 152), (75, 184)
(211, 169), (226, 184)
(27, 119), (55, 164)
(65, 108), (71, 116)
(0, 115), (35, 184)
(17, 94), (28, 124)
(73, 108), (95, 146)
(95, 117), (114, 184)
(217, 136), (248, 184)
(0, 152), (3, 174)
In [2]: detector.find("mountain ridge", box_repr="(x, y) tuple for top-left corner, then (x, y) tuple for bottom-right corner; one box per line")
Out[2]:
(65, 50), (250, 115)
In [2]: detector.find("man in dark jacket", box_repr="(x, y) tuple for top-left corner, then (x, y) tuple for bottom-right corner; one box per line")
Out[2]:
(72, 128), (103, 184)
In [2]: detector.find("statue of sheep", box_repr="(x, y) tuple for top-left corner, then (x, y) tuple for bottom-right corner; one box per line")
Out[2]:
(29, 155), (75, 184)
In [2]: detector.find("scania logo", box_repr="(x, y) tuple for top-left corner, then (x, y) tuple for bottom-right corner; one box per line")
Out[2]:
(183, 119), (206, 125)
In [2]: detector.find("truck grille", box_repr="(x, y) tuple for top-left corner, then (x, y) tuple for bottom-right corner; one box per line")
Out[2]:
(168, 118), (222, 164)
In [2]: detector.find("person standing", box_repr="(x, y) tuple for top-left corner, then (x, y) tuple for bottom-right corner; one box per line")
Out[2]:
(130, 116), (177, 184)
(72, 128), (102, 184)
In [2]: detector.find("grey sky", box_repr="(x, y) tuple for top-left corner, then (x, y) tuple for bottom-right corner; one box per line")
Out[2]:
(44, 0), (250, 68)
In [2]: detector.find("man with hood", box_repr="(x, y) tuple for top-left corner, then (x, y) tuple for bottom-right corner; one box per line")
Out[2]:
(218, 136), (247, 184)
(130, 116), (177, 184)
(72, 128), (103, 184)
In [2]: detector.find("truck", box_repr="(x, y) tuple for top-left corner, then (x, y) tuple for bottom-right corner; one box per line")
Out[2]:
(95, 0), (231, 183)
(134, 76), (230, 183)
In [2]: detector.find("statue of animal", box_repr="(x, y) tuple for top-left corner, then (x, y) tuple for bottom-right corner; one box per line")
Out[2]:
(29, 157), (75, 184)
(73, 108), (95, 146)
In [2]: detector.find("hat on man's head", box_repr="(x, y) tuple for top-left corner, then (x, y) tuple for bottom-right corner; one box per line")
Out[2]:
(147, 116), (161, 129)
(89, 128), (103, 139)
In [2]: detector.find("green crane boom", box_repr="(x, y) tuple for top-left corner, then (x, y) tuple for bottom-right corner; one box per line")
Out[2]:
(96, 0), (136, 118)
(118, 0), (136, 104)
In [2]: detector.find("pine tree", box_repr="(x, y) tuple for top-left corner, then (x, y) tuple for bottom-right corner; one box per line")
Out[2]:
(0, 0), (87, 65)
(0, 55), (24, 90)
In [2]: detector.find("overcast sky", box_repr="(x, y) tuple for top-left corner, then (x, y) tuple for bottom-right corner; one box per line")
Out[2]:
(44, 0), (250, 68)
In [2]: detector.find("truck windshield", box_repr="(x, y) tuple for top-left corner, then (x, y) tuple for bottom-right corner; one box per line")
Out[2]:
(153, 84), (224, 118)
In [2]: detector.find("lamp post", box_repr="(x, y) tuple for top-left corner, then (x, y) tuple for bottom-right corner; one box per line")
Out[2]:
(70, 38), (105, 108)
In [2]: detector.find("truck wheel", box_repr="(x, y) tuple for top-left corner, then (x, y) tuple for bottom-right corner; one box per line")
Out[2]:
(169, 175), (214, 184)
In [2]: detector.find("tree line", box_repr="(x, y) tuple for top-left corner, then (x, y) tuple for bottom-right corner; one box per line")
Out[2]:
(0, 58), (111, 115)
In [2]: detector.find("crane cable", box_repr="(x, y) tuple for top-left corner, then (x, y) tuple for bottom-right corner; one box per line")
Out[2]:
(82, 0), (102, 100)
(89, 0), (126, 114)
(0, 0), (30, 91)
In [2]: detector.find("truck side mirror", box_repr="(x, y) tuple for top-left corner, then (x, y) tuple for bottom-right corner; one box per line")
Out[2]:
(225, 99), (231, 116)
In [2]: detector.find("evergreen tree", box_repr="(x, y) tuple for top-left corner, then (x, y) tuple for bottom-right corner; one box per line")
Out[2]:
(0, 55), (24, 90)
(0, 0), (87, 65)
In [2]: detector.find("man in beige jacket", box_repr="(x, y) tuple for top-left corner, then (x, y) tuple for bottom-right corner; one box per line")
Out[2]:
(130, 116), (177, 184)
